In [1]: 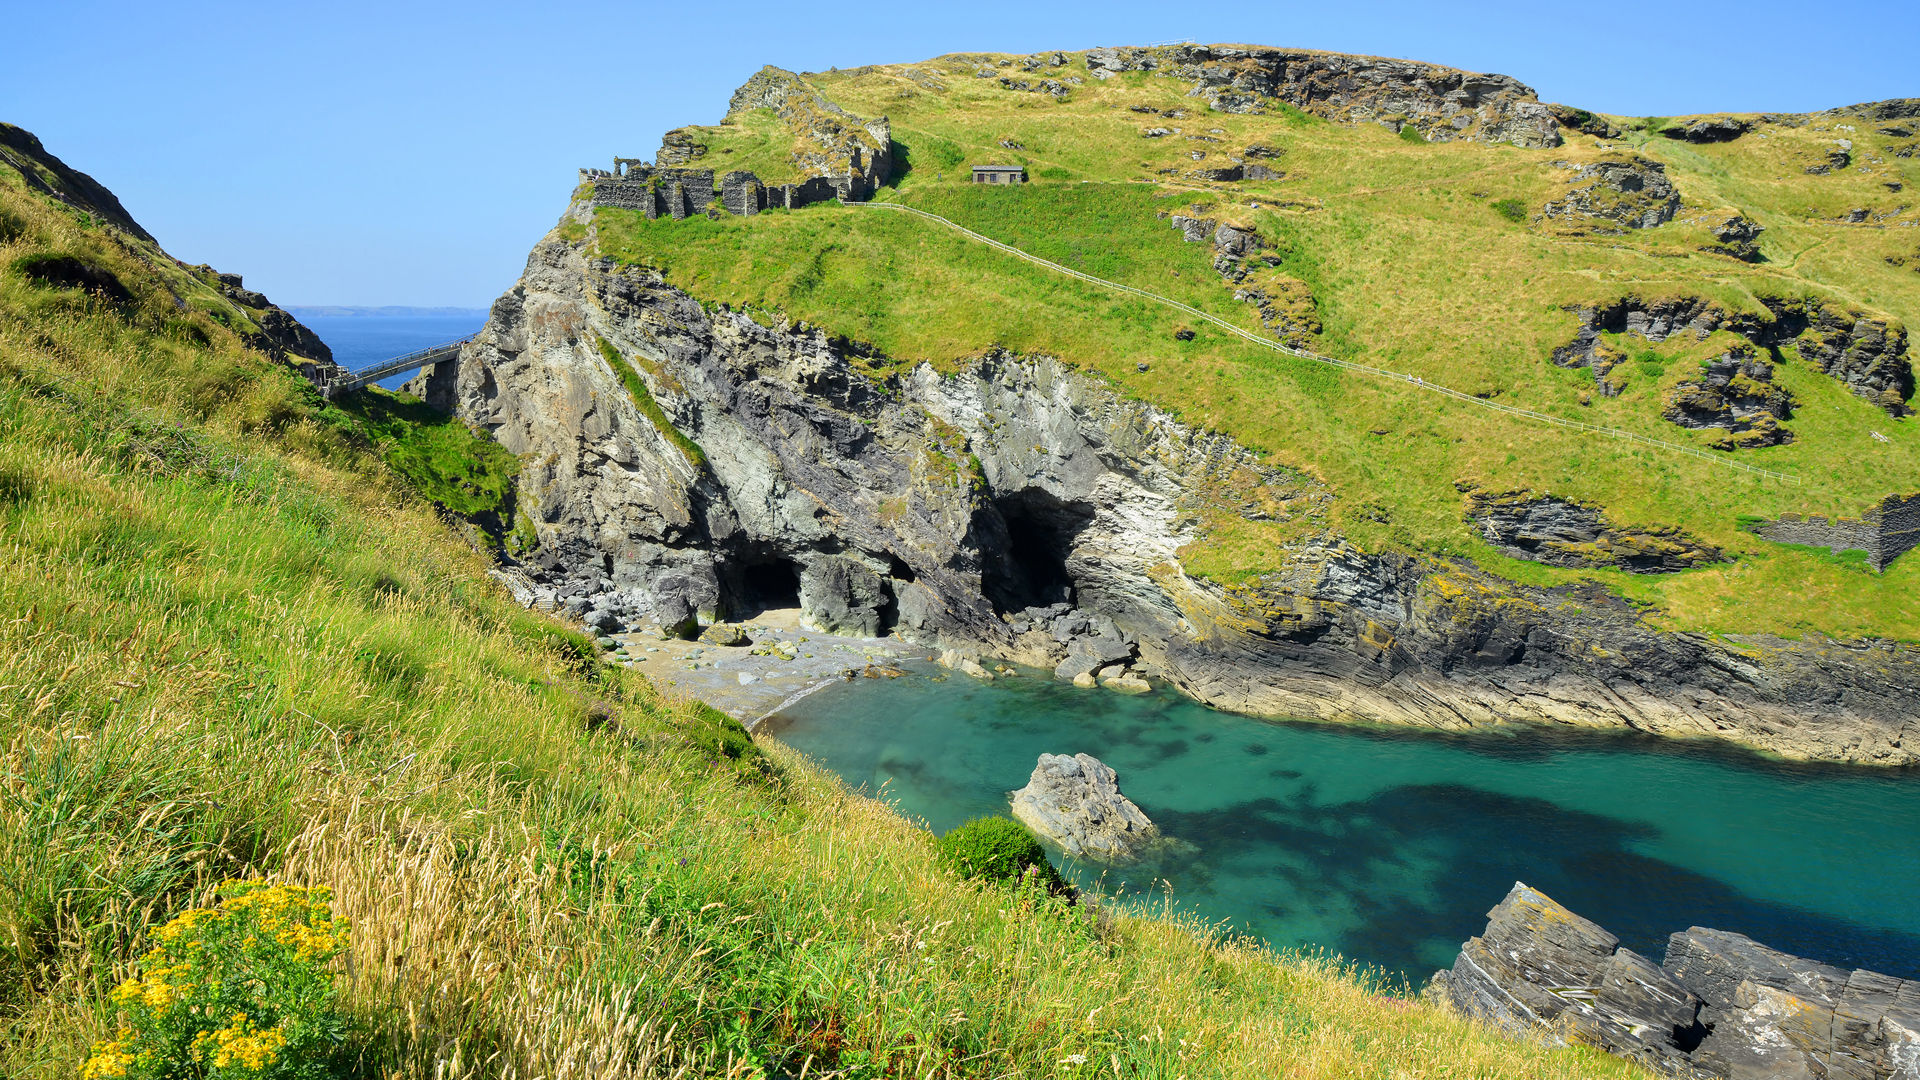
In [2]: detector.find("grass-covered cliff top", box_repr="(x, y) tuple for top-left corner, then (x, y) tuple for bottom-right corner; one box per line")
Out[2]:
(593, 47), (1920, 643)
(0, 127), (1638, 1077)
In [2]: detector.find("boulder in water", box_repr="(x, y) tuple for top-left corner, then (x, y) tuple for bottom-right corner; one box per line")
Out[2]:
(1010, 753), (1158, 862)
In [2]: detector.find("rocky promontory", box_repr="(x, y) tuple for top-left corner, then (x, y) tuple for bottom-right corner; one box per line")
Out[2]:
(1435, 883), (1920, 1079)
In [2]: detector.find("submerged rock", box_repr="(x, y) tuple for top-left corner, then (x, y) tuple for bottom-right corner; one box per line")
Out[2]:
(1435, 883), (1920, 1079)
(1010, 753), (1158, 862)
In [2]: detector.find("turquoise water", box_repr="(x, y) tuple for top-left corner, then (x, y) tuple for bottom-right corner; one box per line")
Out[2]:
(766, 666), (1920, 983)
(303, 315), (485, 388)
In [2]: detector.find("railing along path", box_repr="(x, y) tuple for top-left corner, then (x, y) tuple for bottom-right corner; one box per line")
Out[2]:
(849, 200), (1802, 486)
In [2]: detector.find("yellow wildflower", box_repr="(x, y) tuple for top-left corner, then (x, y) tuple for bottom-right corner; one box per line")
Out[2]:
(193, 1014), (287, 1073)
(80, 1036), (135, 1079)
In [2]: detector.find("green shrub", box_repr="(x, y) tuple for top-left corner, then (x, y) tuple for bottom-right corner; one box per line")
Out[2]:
(1491, 198), (1528, 223)
(1398, 123), (1426, 145)
(84, 882), (348, 1080)
(935, 816), (1067, 891)
(685, 703), (761, 764)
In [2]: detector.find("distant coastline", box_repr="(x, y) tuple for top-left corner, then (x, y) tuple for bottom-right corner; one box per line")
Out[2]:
(287, 305), (489, 319)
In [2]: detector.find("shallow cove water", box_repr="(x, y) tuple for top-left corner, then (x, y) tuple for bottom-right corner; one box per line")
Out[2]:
(766, 666), (1920, 984)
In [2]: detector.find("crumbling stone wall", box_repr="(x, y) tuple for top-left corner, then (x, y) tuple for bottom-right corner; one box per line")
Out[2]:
(580, 165), (716, 219)
(1751, 493), (1920, 571)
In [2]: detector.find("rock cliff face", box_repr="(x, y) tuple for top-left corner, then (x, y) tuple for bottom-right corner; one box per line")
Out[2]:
(1081, 45), (1562, 147)
(417, 205), (1920, 766)
(1553, 295), (1914, 417)
(1436, 883), (1920, 1079)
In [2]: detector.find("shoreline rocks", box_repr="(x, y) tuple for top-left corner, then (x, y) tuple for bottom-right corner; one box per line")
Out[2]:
(1435, 883), (1920, 1079)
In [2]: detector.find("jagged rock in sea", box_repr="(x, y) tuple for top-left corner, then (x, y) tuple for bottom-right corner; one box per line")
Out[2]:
(1434, 882), (1920, 1079)
(1009, 753), (1159, 862)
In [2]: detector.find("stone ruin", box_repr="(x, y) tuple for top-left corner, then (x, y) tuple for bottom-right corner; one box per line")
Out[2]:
(579, 158), (865, 220)
(1747, 493), (1920, 572)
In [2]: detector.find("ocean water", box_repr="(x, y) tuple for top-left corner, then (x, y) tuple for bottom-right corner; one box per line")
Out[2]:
(301, 315), (486, 389)
(766, 667), (1920, 983)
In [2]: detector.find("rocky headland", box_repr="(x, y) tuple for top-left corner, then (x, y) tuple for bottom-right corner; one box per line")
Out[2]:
(407, 209), (1920, 766)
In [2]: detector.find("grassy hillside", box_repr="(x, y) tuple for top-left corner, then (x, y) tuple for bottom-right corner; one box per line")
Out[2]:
(599, 51), (1920, 643)
(0, 134), (1641, 1077)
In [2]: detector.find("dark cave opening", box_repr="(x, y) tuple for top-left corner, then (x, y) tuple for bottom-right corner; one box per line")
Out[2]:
(981, 488), (1094, 614)
(738, 557), (801, 616)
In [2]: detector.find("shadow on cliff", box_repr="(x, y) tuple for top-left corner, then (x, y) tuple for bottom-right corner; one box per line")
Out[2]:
(1147, 783), (1920, 981)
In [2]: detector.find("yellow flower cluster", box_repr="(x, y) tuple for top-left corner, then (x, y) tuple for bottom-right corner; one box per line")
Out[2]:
(222, 883), (345, 962)
(191, 1013), (288, 1073)
(79, 1034), (136, 1079)
(108, 962), (189, 1016)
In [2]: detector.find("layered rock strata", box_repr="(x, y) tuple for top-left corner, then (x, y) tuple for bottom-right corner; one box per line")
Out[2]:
(1552, 295), (1914, 416)
(1435, 883), (1920, 1079)
(1081, 45), (1562, 148)
(417, 205), (1920, 765)
(1462, 487), (1725, 572)
(1661, 347), (1797, 450)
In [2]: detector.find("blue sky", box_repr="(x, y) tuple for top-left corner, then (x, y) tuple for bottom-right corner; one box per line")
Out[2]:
(6, 0), (1914, 308)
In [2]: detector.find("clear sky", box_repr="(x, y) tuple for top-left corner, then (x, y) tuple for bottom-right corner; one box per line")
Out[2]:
(6, 0), (1914, 309)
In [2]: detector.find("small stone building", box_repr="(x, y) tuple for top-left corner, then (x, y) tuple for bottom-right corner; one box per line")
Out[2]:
(971, 164), (1027, 185)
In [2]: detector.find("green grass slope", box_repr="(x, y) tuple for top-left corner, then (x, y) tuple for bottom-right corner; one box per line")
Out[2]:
(600, 50), (1920, 644)
(0, 134), (1638, 1077)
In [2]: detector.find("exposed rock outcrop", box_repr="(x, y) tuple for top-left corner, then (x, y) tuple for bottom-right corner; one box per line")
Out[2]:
(1009, 753), (1159, 861)
(1463, 487), (1725, 572)
(723, 66), (893, 199)
(1660, 346), (1797, 450)
(1552, 295), (1913, 416)
(422, 199), (1920, 765)
(1702, 215), (1765, 261)
(1435, 883), (1920, 1079)
(1661, 117), (1750, 143)
(1549, 105), (1622, 139)
(1080, 45), (1562, 148)
(1542, 156), (1680, 232)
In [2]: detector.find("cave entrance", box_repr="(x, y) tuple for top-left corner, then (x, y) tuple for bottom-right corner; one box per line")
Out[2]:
(738, 557), (801, 617)
(982, 488), (1094, 614)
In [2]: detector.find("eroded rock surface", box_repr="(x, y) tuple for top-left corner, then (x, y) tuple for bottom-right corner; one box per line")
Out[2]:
(1009, 753), (1159, 861)
(1543, 156), (1680, 231)
(1437, 883), (1920, 1079)
(1463, 487), (1724, 572)
(1552, 295), (1913, 416)
(1080, 45), (1561, 147)
(1661, 346), (1797, 449)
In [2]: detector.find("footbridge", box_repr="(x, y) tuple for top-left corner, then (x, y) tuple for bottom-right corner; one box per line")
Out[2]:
(320, 336), (472, 398)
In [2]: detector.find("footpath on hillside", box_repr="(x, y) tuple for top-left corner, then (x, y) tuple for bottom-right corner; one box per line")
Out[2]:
(852, 200), (1802, 487)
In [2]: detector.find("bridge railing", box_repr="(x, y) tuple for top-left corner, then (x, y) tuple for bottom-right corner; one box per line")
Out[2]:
(321, 336), (474, 396)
